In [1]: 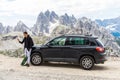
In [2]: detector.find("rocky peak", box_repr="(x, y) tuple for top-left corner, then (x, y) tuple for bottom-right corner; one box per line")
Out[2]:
(71, 15), (77, 23)
(50, 11), (59, 22)
(80, 17), (91, 23)
(33, 11), (50, 34)
(4, 26), (13, 34)
(0, 23), (4, 34)
(0, 23), (3, 27)
(44, 10), (59, 23)
(37, 12), (49, 24)
(59, 13), (76, 27)
(95, 16), (120, 38)
(14, 21), (29, 32)
(51, 11), (59, 19)
(17, 21), (25, 26)
(45, 10), (50, 18)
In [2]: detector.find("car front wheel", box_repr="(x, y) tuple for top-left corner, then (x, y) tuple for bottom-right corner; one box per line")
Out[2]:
(30, 53), (43, 66)
(80, 56), (94, 70)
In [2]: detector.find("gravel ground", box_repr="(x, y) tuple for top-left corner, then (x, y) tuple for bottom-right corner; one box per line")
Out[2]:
(0, 54), (120, 80)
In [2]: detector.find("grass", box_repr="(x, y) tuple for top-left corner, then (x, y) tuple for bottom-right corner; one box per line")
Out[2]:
(0, 48), (23, 57)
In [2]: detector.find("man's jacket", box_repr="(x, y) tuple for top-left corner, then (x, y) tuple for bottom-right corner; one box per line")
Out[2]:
(19, 35), (34, 51)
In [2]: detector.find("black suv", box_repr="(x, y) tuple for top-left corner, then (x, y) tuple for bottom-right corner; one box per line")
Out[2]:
(31, 35), (107, 70)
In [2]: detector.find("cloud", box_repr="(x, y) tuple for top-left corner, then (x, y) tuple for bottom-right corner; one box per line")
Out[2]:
(52, 0), (119, 16)
(6, 0), (16, 2)
(0, 0), (120, 26)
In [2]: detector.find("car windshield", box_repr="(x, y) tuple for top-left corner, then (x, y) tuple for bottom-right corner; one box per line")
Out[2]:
(43, 37), (61, 45)
(48, 37), (66, 46)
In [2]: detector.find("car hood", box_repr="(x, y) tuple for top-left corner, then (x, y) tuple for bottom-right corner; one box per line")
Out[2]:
(33, 44), (42, 47)
(32, 44), (43, 49)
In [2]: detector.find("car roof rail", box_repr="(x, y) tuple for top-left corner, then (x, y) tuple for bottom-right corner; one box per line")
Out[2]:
(60, 34), (98, 39)
(60, 34), (65, 36)
(85, 34), (92, 36)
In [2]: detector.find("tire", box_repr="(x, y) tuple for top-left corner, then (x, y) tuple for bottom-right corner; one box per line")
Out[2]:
(30, 53), (43, 66)
(80, 56), (94, 70)
(44, 61), (49, 63)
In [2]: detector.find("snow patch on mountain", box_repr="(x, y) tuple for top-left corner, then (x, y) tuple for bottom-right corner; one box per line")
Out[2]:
(95, 17), (120, 37)
(49, 21), (59, 33)
(106, 24), (118, 31)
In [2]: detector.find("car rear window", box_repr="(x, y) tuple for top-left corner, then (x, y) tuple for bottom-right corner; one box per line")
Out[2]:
(96, 39), (104, 47)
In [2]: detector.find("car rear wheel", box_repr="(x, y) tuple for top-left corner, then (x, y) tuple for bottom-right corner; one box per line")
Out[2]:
(31, 53), (43, 66)
(80, 56), (94, 70)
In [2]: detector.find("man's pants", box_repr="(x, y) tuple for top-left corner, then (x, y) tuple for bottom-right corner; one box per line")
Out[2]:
(24, 48), (31, 64)
(21, 48), (31, 65)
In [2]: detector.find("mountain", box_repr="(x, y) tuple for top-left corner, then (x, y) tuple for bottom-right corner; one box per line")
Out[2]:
(32, 10), (77, 35)
(0, 23), (13, 34)
(95, 17), (120, 37)
(32, 12), (50, 35)
(45, 10), (59, 23)
(0, 23), (4, 34)
(4, 26), (13, 34)
(0, 21), (35, 35)
(14, 21), (33, 35)
(32, 10), (63, 35)
(59, 13), (77, 27)
(14, 21), (30, 32)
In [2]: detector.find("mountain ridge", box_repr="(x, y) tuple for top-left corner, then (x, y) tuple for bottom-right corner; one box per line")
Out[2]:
(95, 16), (120, 38)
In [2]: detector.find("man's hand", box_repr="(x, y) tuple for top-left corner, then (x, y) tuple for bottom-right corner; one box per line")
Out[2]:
(17, 38), (20, 42)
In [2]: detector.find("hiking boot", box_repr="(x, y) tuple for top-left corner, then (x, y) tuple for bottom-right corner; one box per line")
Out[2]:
(25, 64), (30, 67)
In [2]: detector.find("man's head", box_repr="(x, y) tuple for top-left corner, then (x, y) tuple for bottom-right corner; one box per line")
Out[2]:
(23, 32), (28, 37)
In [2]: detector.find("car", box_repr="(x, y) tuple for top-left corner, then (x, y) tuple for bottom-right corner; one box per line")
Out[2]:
(30, 35), (107, 70)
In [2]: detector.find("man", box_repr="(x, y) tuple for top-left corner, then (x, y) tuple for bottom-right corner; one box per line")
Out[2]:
(17, 32), (34, 67)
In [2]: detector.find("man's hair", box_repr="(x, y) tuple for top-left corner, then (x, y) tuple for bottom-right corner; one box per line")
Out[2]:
(23, 31), (28, 34)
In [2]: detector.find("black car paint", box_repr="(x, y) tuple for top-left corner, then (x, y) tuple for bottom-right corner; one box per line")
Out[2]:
(31, 35), (106, 64)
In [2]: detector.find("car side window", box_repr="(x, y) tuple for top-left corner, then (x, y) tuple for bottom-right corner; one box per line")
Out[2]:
(88, 38), (97, 46)
(89, 41), (97, 46)
(49, 37), (66, 46)
(66, 37), (89, 45)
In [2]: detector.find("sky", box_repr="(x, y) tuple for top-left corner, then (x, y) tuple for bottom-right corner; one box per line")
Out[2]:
(0, 0), (120, 27)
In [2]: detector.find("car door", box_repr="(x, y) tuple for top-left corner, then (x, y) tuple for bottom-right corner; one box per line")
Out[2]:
(61, 36), (89, 62)
(42, 37), (67, 61)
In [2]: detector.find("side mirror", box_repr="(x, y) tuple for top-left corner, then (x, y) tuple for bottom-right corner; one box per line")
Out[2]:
(46, 43), (52, 47)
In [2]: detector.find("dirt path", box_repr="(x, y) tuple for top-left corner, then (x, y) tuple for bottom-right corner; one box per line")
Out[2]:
(0, 54), (120, 80)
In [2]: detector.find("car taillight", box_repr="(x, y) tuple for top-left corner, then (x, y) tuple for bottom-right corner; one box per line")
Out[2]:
(96, 47), (104, 53)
